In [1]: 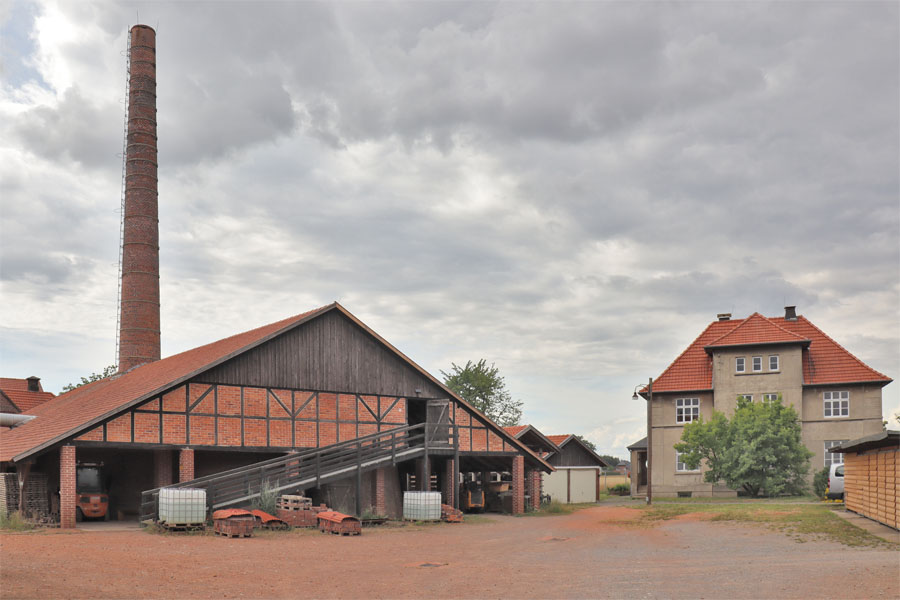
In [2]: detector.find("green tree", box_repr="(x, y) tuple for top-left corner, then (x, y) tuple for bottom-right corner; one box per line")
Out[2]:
(574, 435), (597, 452)
(441, 359), (523, 427)
(62, 365), (117, 393)
(674, 395), (813, 497)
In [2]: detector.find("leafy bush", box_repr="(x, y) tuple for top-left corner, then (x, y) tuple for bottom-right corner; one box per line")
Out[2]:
(609, 483), (630, 496)
(813, 467), (829, 498)
(250, 479), (278, 515)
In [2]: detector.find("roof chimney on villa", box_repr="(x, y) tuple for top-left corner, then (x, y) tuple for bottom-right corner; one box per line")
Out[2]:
(784, 306), (798, 321)
(717, 313), (731, 321)
(118, 24), (160, 373)
(26, 376), (40, 392)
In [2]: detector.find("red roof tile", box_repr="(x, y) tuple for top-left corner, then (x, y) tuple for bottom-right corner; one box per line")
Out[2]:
(0, 304), (554, 473)
(706, 313), (808, 347)
(546, 434), (572, 446)
(0, 306), (328, 462)
(503, 425), (527, 437)
(0, 379), (55, 413)
(650, 313), (891, 393)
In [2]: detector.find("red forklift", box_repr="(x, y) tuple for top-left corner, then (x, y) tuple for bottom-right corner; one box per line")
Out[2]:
(75, 462), (109, 521)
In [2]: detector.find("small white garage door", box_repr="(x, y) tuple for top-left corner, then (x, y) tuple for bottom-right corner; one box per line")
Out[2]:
(543, 468), (598, 503)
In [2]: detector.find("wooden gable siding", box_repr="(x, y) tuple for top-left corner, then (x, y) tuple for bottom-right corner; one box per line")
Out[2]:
(549, 441), (602, 467)
(197, 310), (445, 398)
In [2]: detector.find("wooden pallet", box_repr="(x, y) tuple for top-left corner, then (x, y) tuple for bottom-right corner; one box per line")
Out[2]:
(214, 529), (252, 538)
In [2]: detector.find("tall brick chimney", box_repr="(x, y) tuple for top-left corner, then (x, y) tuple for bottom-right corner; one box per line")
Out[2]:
(119, 25), (160, 372)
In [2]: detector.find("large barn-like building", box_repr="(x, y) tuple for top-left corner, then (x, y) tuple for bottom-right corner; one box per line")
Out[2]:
(0, 303), (552, 527)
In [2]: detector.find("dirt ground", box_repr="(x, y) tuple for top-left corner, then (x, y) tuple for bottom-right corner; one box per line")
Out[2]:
(2, 506), (898, 599)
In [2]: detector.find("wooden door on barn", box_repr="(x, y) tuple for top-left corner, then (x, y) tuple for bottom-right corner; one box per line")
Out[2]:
(426, 399), (450, 447)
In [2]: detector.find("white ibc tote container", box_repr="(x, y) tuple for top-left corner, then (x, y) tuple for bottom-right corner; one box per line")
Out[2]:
(158, 488), (207, 525)
(402, 491), (442, 520)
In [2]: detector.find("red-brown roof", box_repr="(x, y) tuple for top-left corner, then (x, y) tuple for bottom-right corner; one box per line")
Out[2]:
(1, 304), (554, 473)
(650, 313), (891, 393)
(503, 425), (527, 437)
(706, 313), (808, 348)
(546, 434), (572, 446)
(0, 307), (328, 462)
(0, 378), (55, 413)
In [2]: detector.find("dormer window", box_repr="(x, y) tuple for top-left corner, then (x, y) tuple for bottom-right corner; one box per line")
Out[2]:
(735, 357), (745, 373)
(752, 356), (762, 372)
(769, 355), (780, 371)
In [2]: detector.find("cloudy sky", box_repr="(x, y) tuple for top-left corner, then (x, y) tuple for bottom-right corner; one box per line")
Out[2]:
(1, 1), (898, 458)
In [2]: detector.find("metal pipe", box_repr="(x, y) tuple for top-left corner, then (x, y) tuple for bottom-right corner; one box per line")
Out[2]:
(0, 413), (36, 427)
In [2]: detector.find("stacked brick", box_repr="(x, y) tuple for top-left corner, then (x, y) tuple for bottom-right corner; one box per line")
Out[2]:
(276, 495), (328, 527)
(0, 473), (49, 518)
(212, 509), (254, 538)
(317, 511), (361, 535)
(441, 503), (463, 523)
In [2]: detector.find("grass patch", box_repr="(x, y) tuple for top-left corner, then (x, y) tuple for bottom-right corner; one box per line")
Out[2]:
(649, 495), (820, 504)
(639, 503), (895, 548)
(0, 511), (36, 532)
(521, 501), (598, 517)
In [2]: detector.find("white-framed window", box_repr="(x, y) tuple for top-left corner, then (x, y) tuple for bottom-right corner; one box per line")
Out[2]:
(823, 391), (849, 418)
(735, 357), (745, 373)
(676, 397), (699, 423)
(738, 394), (753, 402)
(676, 450), (698, 472)
(763, 393), (779, 402)
(752, 356), (762, 372)
(824, 440), (848, 467)
(769, 355), (780, 371)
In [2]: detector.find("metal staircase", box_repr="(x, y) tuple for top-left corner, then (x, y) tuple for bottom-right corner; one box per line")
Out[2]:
(140, 422), (454, 522)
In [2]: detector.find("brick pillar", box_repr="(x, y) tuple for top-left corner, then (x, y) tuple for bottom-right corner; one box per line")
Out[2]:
(512, 455), (525, 515)
(375, 468), (386, 516)
(526, 469), (542, 511)
(60, 445), (76, 529)
(178, 448), (194, 482)
(154, 449), (173, 487)
(442, 459), (455, 507)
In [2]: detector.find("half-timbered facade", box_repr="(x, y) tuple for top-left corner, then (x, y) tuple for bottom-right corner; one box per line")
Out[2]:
(1, 303), (551, 527)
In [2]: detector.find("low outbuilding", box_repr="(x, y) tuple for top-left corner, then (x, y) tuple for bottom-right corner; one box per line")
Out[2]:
(834, 431), (898, 530)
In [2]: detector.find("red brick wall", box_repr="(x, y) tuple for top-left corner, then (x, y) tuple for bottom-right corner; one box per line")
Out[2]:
(60, 445), (76, 529)
(153, 449), (173, 487)
(512, 455), (525, 515)
(178, 448), (194, 482)
(526, 469), (542, 511)
(375, 467), (386, 516)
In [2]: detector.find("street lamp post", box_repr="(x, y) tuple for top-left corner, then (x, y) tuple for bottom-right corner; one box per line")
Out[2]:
(633, 378), (653, 505)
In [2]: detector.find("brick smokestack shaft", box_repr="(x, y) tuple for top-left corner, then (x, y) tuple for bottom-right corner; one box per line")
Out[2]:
(119, 24), (160, 372)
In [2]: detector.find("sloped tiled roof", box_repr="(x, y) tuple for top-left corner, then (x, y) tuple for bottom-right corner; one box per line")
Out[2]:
(0, 306), (329, 462)
(0, 378), (55, 413)
(503, 424), (560, 454)
(545, 434), (610, 467)
(546, 434), (571, 447)
(503, 425), (527, 437)
(706, 313), (808, 348)
(649, 313), (891, 393)
(1, 304), (554, 473)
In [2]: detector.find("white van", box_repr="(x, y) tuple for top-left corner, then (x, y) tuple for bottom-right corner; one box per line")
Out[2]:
(826, 463), (844, 500)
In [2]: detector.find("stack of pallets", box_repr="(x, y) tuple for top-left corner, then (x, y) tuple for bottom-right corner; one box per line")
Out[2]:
(276, 495), (329, 528)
